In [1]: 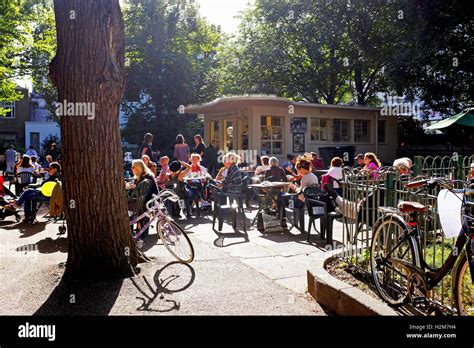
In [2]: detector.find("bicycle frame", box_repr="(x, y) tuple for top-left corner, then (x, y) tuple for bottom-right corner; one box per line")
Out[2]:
(129, 189), (181, 240)
(378, 180), (474, 292)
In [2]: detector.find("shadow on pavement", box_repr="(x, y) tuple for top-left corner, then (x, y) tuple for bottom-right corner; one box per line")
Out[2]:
(15, 236), (68, 254)
(213, 229), (249, 248)
(34, 276), (124, 315)
(131, 261), (195, 313)
(1, 221), (48, 238)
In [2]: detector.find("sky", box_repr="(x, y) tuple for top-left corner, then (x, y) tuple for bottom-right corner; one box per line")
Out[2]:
(195, 0), (254, 34)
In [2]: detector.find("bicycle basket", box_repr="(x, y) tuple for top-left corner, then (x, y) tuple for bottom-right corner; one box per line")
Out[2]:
(437, 189), (463, 238)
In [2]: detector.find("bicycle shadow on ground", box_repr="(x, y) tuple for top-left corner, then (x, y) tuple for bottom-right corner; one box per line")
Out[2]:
(34, 275), (124, 316)
(130, 261), (195, 313)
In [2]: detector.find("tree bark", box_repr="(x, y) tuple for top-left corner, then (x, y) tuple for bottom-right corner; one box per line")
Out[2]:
(49, 0), (138, 279)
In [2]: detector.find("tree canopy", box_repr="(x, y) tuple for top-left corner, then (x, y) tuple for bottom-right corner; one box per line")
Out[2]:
(120, 0), (222, 150)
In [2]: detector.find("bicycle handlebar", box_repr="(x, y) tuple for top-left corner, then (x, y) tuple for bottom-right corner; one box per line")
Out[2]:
(145, 190), (181, 211)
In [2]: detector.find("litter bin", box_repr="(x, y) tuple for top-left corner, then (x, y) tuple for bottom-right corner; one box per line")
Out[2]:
(318, 146), (356, 167)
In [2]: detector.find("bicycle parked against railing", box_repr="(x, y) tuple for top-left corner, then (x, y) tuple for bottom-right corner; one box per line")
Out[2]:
(370, 177), (473, 315)
(129, 189), (194, 263)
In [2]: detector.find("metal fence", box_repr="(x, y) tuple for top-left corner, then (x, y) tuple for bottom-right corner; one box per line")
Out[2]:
(413, 155), (473, 182)
(337, 155), (473, 314)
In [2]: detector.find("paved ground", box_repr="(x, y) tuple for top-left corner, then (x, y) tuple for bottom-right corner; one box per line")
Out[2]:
(0, 204), (348, 315)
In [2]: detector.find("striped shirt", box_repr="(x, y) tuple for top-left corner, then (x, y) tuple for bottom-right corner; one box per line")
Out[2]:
(222, 164), (242, 196)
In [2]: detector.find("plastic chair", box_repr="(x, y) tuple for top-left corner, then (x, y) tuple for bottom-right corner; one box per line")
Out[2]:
(14, 172), (33, 196)
(304, 185), (342, 244)
(209, 184), (246, 232)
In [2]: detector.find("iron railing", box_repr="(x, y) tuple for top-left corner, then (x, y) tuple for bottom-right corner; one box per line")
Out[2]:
(337, 156), (473, 314)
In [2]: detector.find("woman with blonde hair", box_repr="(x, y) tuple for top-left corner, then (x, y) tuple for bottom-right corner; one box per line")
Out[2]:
(217, 153), (242, 196)
(127, 159), (158, 239)
(141, 154), (158, 176)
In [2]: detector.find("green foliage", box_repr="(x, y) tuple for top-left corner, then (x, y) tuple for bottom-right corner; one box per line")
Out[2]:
(387, 0), (473, 114)
(216, 0), (472, 113)
(23, 0), (58, 117)
(41, 134), (60, 155)
(121, 0), (220, 150)
(0, 0), (57, 117)
(215, 0), (405, 105)
(0, 0), (26, 113)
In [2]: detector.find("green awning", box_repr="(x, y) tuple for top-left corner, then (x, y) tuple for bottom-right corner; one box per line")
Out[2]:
(426, 108), (474, 129)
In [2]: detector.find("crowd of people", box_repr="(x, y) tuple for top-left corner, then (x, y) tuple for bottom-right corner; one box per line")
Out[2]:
(0, 143), (62, 223)
(2, 131), (471, 232)
(125, 130), (421, 236)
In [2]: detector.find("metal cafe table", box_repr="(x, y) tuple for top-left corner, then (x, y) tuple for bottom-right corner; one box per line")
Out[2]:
(247, 181), (292, 231)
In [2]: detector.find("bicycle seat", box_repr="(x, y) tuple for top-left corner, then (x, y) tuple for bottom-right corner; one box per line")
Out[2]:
(397, 201), (428, 213)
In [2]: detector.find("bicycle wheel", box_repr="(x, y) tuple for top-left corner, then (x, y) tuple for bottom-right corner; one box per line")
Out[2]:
(453, 253), (473, 316)
(370, 216), (418, 306)
(157, 219), (194, 263)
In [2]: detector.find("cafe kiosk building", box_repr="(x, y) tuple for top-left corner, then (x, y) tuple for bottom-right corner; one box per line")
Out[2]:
(185, 95), (397, 166)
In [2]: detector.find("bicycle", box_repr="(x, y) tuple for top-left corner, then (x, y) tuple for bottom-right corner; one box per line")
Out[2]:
(369, 177), (473, 315)
(129, 189), (194, 263)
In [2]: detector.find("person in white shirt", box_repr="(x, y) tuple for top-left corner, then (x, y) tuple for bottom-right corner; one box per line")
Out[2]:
(280, 154), (319, 221)
(31, 156), (42, 171)
(187, 153), (212, 207)
(255, 156), (271, 175)
(25, 145), (38, 158)
(288, 153), (319, 204)
(327, 157), (344, 194)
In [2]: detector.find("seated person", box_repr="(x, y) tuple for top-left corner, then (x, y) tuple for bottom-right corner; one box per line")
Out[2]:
(217, 153), (242, 196)
(30, 156), (42, 179)
(186, 154), (212, 204)
(168, 160), (193, 218)
(141, 154), (158, 176)
(168, 160), (191, 182)
(187, 153), (211, 178)
(6, 162), (61, 223)
(326, 156), (344, 195)
(43, 155), (53, 170)
(282, 154), (302, 182)
(215, 155), (228, 181)
(264, 157), (288, 182)
(279, 154), (319, 220)
(255, 156), (270, 175)
(393, 157), (412, 176)
(127, 159), (158, 239)
(288, 154), (319, 205)
(362, 152), (382, 180)
(17, 155), (35, 183)
(31, 156), (42, 171)
(311, 152), (325, 172)
(156, 156), (170, 190)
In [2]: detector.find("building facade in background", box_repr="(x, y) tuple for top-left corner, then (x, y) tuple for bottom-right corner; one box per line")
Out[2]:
(185, 96), (398, 166)
(0, 86), (60, 155)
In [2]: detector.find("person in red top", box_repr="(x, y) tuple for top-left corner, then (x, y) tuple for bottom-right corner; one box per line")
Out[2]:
(311, 152), (325, 175)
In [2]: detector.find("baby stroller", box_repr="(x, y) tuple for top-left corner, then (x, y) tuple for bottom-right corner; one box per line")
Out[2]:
(0, 185), (21, 222)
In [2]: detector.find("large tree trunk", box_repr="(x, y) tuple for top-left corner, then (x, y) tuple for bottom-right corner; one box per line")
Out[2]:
(49, 0), (138, 279)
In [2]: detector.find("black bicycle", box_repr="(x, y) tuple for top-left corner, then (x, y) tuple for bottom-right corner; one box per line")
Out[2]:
(370, 177), (473, 315)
